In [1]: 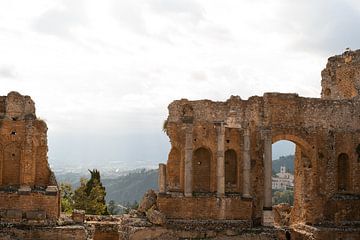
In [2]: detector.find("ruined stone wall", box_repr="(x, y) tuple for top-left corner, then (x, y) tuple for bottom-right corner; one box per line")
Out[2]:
(157, 195), (252, 221)
(0, 91), (54, 188)
(0, 192), (59, 220)
(0, 225), (87, 240)
(0, 92), (59, 221)
(161, 50), (360, 226)
(321, 49), (360, 100)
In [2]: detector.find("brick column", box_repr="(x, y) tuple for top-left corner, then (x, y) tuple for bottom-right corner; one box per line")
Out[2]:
(184, 124), (193, 197)
(243, 128), (251, 198)
(216, 122), (225, 197)
(262, 129), (274, 226)
(21, 119), (34, 186)
(0, 149), (3, 185)
(158, 164), (167, 193)
(263, 130), (272, 209)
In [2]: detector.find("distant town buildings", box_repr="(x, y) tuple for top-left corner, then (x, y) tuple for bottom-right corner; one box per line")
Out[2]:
(272, 166), (294, 190)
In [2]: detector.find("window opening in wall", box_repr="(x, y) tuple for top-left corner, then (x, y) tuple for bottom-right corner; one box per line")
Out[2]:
(225, 149), (237, 191)
(192, 147), (211, 192)
(272, 140), (295, 206)
(324, 88), (331, 96)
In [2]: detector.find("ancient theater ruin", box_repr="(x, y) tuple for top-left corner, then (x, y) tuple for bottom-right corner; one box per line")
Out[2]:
(0, 92), (59, 222)
(158, 50), (360, 227)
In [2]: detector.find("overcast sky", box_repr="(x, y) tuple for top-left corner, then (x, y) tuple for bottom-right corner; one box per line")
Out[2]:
(1, 0), (359, 169)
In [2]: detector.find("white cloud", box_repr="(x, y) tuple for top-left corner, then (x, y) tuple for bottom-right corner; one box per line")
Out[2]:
(32, 0), (87, 39)
(0, 65), (17, 79)
(0, 0), (358, 168)
(273, 0), (360, 55)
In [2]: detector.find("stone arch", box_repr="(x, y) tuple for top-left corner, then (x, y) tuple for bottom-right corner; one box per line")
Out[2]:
(337, 153), (350, 192)
(225, 149), (237, 189)
(272, 134), (313, 157)
(3, 143), (21, 186)
(167, 147), (181, 191)
(192, 147), (211, 193)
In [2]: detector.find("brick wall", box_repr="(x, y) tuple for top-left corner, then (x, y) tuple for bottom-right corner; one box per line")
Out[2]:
(162, 50), (360, 225)
(0, 190), (59, 220)
(158, 195), (252, 221)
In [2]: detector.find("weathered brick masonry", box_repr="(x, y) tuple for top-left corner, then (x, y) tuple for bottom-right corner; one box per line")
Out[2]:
(158, 50), (360, 228)
(0, 50), (359, 240)
(0, 92), (59, 222)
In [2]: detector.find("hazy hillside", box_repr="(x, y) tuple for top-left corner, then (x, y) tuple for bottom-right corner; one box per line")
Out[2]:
(272, 155), (294, 174)
(56, 168), (158, 205)
(103, 169), (158, 204)
(56, 155), (294, 205)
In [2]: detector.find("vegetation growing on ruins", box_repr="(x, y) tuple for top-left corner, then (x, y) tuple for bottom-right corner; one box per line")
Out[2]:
(162, 119), (168, 134)
(60, 183), (74, 214)
(273, 190), (294, 206)
(58, 168), (158, 214)
(60, 169), (109, 215)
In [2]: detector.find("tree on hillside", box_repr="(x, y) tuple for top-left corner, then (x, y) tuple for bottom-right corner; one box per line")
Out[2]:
(73, 169), (109, 215)
(60, 182), (74, 214)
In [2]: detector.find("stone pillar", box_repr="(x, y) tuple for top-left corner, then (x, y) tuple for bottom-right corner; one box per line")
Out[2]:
(216, 122), (225, 197)
(243, 129), (251, 198)
(262, 129), (274, 226)
(0, 149), (3, 186)
(158, 164), (167, 193)
(263, 130), (272, 209)
(184, 124), (193, 197)
(21, 119), (34, 186)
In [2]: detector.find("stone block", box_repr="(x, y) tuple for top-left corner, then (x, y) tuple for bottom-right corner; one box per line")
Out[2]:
(262, 210), (274, 227)
(138, 189), (157, 213)
(72, 209), (85, 223)
(145, 206), (166, 225)
(18, 185), (31, 195)
(26, 210), (46, 220)
(6, 209), (22, 220)
(45, 185), (58, 196)
(0, 209), (6, 218)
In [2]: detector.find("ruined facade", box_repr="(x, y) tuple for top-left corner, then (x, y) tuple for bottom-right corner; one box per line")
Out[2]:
(0, 92), (59, 222)
(158, 50), (360, 228)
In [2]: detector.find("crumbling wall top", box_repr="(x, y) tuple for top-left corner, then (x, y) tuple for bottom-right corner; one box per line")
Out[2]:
(321, 49), (360, 100)
(0, 91), (36, 120)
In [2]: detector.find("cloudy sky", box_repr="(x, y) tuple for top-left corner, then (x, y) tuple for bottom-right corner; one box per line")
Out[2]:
(1, 0), (359, 169)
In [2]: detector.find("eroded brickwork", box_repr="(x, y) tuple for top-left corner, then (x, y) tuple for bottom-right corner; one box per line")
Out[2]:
(0, 91), (59, 222)
(159, 50), (360, 228)
(321, 49), (360, 100)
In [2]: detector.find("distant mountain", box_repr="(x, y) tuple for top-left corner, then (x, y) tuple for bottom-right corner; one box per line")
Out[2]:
(103, 169), (158, 204)
(56, 168), (158, 205)
(272, 155), (294, 174)
(55, 154), (294, 205)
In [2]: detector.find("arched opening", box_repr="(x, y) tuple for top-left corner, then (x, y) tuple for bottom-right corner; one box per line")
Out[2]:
(337, 153), (349, 192)
(324, 88), (331, 97)
(272, 140), (295, 206)
(225, 149), (237, 192)
(271, 134), (314, 225)
(192, 147), (211, 193)
(167, 147), (181, 191)
(3, 143), (21, 187)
